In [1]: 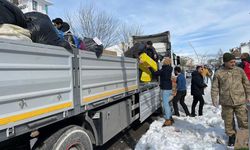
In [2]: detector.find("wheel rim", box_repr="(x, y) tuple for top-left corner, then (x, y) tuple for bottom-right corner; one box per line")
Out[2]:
(67, 142), (85, 150)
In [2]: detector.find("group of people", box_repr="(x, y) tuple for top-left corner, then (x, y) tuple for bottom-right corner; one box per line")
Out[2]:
(150, 50), (249, 147)
(138, 41), (208, 126)
(52, 18), (85, 50)
(138, 40), (249, 146)
(173, 65), (208, 118)
(151, 57), (208, 126)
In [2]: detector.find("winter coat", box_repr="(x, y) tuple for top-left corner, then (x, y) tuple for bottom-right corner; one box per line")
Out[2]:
(191, 71), (207, 96)
(145, 47), (159, 62)
(154, 65), (172, 90)
(176, 73), (186, 91)
(211, 66), (250, 106)
(238, 56), (250, 69)
(238, 57), (250, 80)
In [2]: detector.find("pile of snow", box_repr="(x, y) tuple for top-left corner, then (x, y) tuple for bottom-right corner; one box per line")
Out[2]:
(136, 80), (229, 150)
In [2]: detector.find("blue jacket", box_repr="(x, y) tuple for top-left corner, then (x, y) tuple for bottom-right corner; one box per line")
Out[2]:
(153, 65), (172, 90)
(54, 28), (64, 40)
(176, 73), (186, 91)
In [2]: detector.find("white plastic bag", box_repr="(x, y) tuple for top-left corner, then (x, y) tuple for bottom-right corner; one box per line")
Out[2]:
(0, 24), (32, 42)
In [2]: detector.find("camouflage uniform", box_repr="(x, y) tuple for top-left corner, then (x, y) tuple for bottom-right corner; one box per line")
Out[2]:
(211, 66), (250, 136)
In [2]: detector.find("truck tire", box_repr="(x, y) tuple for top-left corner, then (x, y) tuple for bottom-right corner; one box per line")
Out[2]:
(33, 125), (93, 150)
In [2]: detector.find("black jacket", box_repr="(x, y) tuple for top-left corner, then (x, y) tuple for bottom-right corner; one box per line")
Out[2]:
(145, 47), (159, 62)
(191, 71), (207, 96)
(154, 65), (172, 90)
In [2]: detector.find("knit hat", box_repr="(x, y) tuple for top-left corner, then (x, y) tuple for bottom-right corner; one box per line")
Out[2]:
(146, 41), (153, 46)
(223, 52), (235, 62)
(52, 18), (63, 24)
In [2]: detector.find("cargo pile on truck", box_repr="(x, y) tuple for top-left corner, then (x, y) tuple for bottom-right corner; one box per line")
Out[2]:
(0, 0), (104, 55)
(0, 1), (176, 149)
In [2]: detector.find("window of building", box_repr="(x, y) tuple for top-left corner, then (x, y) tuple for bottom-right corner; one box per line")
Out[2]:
(32, 0), (37, 11)
(45, 5), (48, 14)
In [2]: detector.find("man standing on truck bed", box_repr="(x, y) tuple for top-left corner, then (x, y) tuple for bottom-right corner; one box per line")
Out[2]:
(145, 41), (159, 62)
(145, 41), (159, 81)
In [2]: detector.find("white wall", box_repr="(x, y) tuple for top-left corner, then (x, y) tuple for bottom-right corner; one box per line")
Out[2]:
(8, 0), (52, 14)
(241, 44), (250, 54)
(153, 43), (166, 53)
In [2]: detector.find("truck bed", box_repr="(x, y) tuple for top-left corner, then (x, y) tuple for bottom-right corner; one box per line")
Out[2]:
(0, 40), (140, 142)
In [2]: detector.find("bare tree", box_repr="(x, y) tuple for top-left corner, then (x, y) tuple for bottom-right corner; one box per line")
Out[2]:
(180, 56), (188, 66)
(217, 49), (224, 58)
(64, 4), (120, 48)
(180, 56), (194, 67)
(118, 23), (143, 45)
(216, 49), (224, 66)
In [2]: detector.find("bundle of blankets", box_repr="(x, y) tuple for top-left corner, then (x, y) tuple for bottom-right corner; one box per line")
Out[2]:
(0, 0), (103, 56)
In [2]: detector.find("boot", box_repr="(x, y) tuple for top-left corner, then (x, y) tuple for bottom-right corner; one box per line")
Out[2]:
(190, 113), (196, 117)
(173, 113), (180, 117)
(170, 117), (175, 123)
(228, 134), (235, 146)
(162, 119), (173, 127)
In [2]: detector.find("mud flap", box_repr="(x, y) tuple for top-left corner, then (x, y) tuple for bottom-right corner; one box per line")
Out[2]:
(234, 129), (249, 149)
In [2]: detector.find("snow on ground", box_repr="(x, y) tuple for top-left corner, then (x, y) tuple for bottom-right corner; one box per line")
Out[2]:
(135, 79), (229, 150)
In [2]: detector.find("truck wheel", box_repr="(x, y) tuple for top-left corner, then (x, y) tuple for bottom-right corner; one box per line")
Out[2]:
(33, 125), (93, 150)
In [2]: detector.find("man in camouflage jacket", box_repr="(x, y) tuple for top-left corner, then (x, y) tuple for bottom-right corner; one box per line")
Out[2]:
(211, 52), (250, 146)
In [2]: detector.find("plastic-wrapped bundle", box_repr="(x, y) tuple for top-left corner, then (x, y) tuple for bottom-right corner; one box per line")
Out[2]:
(84, 37), (103, 57)
(25, 12), (72, 51)
(64, 31), (86, 50)
(0, 0), (27, 28)
(0, 24), (31, 42)
(124, 43), (145, 58)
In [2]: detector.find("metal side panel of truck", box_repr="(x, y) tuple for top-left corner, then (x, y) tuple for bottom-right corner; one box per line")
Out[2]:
(80, 50), (139, 108)
(139, 86), (160, 122)
(0, 40), (74, 142)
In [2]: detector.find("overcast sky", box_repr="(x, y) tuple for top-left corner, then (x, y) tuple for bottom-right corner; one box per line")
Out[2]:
(49, 0), (250, 57)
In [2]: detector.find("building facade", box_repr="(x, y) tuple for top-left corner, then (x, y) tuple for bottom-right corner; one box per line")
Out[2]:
(8, 0), (52, 15)
(240, 41), (250, 54)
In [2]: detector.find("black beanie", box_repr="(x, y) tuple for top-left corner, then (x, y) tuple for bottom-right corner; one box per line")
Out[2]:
(52, 18), (63, 24)
(223, 52), (235, 62)
(146, 41), (153, 46)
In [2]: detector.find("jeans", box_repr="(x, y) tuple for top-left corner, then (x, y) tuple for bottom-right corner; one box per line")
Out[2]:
(161, 90), (172, 119)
